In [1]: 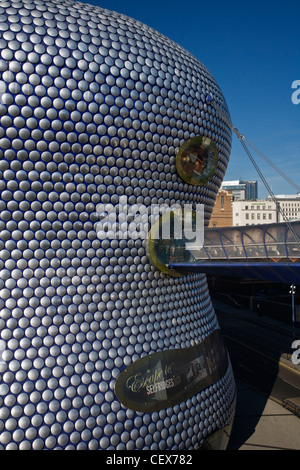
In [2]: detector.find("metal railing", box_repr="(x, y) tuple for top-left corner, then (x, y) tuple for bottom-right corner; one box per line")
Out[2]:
(191, 221), (300, 263)
(282, 399), (300, 418)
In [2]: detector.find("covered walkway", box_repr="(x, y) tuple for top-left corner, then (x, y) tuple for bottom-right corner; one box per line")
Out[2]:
(168, 221), (300, 283)
(191, 221), (300, 263)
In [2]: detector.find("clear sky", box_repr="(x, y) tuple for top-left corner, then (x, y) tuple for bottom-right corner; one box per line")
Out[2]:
(79, 0), (300, 198)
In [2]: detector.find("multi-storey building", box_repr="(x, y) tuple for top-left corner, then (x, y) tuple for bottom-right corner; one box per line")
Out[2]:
(232, 199), (278, 226)
(270, 194), (300, 222)
(221, 180), (258, 200)
(211, 183), (300, 228)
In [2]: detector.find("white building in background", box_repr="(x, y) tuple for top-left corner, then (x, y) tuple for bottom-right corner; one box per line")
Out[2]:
(269, 194), (300, 222)
(232, 199), (278, 226)
(214, 183), (300, 227)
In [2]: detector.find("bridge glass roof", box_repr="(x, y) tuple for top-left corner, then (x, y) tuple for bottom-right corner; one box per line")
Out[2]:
(193, 222), (300, 263)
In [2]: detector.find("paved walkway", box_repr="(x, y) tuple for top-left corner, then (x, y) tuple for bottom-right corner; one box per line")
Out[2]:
(228, 382), (300, 450)
(212, 297), (300, 450)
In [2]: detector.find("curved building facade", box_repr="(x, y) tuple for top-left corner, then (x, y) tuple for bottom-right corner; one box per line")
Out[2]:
(0, 0), (235, 450)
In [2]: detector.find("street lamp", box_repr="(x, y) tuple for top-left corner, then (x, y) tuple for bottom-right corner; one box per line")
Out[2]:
(289, 284), (296, 339)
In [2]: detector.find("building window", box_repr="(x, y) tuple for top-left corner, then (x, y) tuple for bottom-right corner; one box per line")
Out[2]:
(245, 213), (249, 220)
(269, 214), (272, 220)
(176, 136), (218, 186)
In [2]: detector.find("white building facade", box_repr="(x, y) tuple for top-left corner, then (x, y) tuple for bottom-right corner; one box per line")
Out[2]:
(270, 194), (300, 222)
(232, 199), (278, 226)
(233, 194), (300, 226)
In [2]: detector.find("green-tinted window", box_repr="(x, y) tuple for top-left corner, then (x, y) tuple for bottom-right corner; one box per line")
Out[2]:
(147, 208), (195, 277)
(176, 136), (218, 186)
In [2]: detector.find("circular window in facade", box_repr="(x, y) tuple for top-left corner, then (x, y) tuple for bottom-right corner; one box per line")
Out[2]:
(147, 208), (196, 277)
(176, 136), (219, 186)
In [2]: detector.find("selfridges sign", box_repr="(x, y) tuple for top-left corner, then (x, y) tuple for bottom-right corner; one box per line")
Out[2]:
(115, 329), (228, 412)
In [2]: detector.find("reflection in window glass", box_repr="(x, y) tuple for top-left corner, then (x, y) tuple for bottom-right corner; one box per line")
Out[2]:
(176, 136), (218, 186)
(147, 209), (196, 277)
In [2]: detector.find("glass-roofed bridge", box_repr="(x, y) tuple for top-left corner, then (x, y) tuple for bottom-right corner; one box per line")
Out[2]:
(169, 221), (300, 283)
(189, 221), (300, 263)
(147, 217), (300, 284)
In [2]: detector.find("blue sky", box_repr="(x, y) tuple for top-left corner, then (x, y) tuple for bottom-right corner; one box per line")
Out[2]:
(80, 0), (300, 198)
